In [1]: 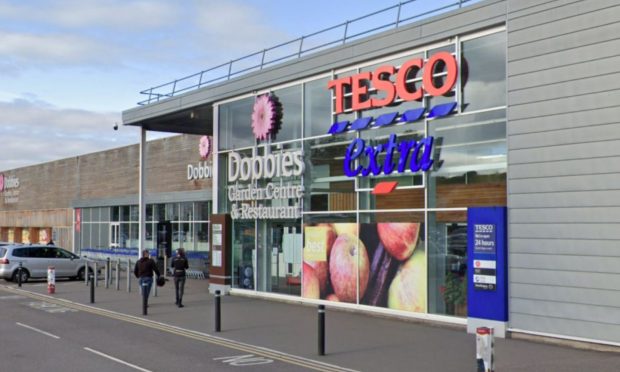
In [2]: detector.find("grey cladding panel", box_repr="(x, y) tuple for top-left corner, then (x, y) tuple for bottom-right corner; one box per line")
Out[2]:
(509, 53), (620, 91)
(509, 157), (620, 179)
(509, 2), (620, 44)
(510, 268), (620, 291)
(508, 21), (620, 62)
(511, 223), (620, 241)
(509, 124), (620, 149)
(509, 72), (620, 106)
(510, 252), (620, 273)
(508, 106), (620, 135)
(510, 313), (620, 343)
(509, 190), (620, 208)
(509, 140), (620, 164)
(510, 237), (620, 256)
(508, 90), (620, 121)
(511, 283), (620, 308)
(511, 298), (620, 326)
(509, 174), (620, 194)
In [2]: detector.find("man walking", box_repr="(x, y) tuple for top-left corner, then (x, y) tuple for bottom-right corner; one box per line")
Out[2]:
(134, 250), (160, 315)
(171, 248), (189, 308)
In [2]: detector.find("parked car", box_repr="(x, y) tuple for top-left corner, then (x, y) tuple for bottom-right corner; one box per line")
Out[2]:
(0, 244), (92, 283)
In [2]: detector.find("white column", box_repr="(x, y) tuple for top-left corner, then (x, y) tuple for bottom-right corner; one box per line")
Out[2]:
(138, 128), (146, 260)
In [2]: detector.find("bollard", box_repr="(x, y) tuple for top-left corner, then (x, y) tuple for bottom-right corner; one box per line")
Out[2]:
(105, 258), (110, 289)
(318, 304), (325, 356)
(141, 281), (148, 316)
(215, 290), (221, 332)
(89, 274), (95, 303)
(47, 266), (56, 294)
(85, 261), (89, 286)
(152, 276), (157, 297)
(476, 327), (494, 372)
(127, 259), (132, 293)
(94, 262), (98, 287)
(115, 260), (120, 290)
(17, 262), (23, 287)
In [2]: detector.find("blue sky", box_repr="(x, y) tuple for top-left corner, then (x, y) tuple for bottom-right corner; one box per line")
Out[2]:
(0, 0), (472, 171)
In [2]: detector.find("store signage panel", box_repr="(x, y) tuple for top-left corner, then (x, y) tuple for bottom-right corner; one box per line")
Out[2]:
(0, 173), (20, 204)
(227, 148), (304, 220)
(467, 207), (508, 322)
(326, 51), (459, 184)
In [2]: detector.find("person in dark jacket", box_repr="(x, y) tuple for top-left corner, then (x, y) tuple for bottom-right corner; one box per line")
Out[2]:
(171, 248), (189, 308)
(134, 250), (160, 310)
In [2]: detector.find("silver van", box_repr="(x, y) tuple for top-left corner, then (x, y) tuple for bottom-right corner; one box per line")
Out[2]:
(0, 244), (92, 283)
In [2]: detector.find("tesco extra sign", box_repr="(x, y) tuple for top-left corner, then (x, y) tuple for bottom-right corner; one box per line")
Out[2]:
(327, 51), (458, 113)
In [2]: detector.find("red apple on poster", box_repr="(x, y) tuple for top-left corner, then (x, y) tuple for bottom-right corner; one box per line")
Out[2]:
(333, 223), (358, 237)
(316, 223), (337, 257)
(302, 263), (320, 299)
(326, 293), (340, 302)
(387, 248), (426, 312)
(329, 233), (369, 303)
(305, 260), (329, 295)
(377, 222), (420, 261)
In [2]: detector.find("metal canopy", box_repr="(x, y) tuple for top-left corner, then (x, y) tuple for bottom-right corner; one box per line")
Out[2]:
(125, 104), (212, 135)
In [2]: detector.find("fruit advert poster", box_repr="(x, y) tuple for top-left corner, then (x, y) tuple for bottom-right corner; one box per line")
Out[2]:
(302, 222), (426, 312)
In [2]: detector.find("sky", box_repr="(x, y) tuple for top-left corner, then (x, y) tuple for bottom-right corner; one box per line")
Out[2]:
(0, 0), (473, 171)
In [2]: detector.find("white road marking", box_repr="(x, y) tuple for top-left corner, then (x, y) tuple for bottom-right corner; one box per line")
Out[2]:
(214, 354), (274, 366)
(84, 347), (153, 372)
(16, 322), (60, 339)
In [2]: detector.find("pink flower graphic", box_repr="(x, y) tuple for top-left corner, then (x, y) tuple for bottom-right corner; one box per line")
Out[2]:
(251, 94), (277, 140)
(199, 136), (211, 159)
(0, 174), (4, 192)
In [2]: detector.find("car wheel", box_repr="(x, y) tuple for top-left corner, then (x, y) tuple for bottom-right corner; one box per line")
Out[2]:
(12, 269), (29, 283)
(77, 267), (93, 281)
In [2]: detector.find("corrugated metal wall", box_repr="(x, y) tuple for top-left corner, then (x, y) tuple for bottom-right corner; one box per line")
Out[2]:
(507, 0), (620, 344)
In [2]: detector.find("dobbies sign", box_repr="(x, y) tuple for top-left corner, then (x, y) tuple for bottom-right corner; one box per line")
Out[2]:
(187, 136), (213, 181)
(0, 173), (20, 204)
(327, 51), (458, 189)
(227, 148), (305, 220)
(227, 94), (304, 220)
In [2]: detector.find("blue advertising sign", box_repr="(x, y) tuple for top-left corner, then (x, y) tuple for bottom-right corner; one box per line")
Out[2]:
(467, 207), (507, 322)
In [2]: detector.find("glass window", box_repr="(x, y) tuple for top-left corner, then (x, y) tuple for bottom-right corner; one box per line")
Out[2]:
(166, 203), (178, 221)
(195, 202), (210, 221)
(146, 204), (154, 222)
(195, 222), (209, 251)
(130, 206), (139, 222)
(272, 85), (302, 142)
(426, 45), (456, 109)
(461, 32), (506, 111)
(121, 206), (130, 222)
(180, 202), (193, 221)
(428, 212), (467, 317)
(219, 97), (255, 150)
(100, 207), (110, 222)
(303, 134), (357, 212)
(82, 208), (92, 223)
(304, 77), (332, 138)
(111, 206), (120, 222)
(428, 109), (506, 209)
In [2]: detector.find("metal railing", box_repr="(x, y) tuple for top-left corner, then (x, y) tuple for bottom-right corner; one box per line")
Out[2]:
(138, 0), (478, 105)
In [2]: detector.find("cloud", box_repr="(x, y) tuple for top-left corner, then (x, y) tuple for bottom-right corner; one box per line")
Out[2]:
(0, 97), (139, 171)
(0, 31), (122, 70)
(0, 0), (178, 30)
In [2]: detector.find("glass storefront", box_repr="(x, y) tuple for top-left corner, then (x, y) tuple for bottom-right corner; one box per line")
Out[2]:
(217, 28), (506, 318)
(78, 201), (212, 253)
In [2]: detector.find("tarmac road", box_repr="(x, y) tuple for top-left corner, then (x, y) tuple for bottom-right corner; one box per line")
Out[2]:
(2, 277), (619, 371)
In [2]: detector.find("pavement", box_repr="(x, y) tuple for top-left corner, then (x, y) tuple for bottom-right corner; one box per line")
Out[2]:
(4, 275), (620, 372)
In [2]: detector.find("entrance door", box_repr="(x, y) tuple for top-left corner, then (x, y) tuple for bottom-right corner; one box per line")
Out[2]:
(110, 223), (120, 248)
(264, 220), (301, 296)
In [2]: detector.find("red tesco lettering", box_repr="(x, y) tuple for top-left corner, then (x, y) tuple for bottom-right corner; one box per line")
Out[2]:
(327, 51), (458, 114)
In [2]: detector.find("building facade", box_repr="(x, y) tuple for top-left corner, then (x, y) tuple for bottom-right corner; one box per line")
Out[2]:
(2, 0), (620, 346)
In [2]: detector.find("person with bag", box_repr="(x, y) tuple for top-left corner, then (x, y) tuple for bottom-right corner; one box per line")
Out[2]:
(134, 250), (161, 313)
(171, 248), (189, 308)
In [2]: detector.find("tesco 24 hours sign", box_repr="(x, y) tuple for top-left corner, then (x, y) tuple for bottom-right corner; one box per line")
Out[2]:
(327, 51), (458, 183)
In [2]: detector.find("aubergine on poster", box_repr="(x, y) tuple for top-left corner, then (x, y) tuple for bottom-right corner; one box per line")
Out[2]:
(302, 222), (426, 312)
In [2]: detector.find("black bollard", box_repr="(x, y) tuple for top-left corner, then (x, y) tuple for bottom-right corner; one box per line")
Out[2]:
(89, 274), (95, 303)
(215, 290), (221, 332)
(142, 282), (148, 316)
(17, 262), (22, 287)
(318, 304), (325, 356)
